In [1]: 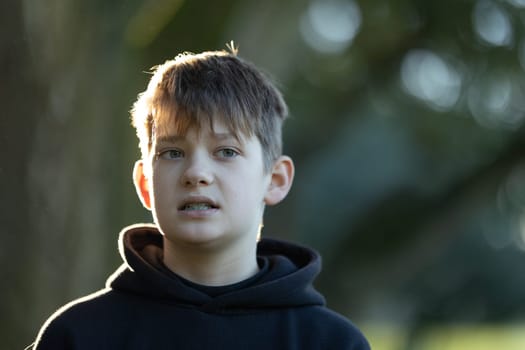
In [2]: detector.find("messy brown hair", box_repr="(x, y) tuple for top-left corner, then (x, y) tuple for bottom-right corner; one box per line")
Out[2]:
(130, 46), (288, 171)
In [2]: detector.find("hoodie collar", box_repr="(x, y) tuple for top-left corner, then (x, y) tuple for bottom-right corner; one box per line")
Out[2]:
(107, 224), (325, 312)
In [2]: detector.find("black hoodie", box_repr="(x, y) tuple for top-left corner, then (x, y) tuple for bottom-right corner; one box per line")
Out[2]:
(33, 225), (370, 350)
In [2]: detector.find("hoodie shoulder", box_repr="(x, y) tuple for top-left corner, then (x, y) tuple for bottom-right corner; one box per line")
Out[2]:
(33, 288), (124, 349)
(295, 305), (371, 350)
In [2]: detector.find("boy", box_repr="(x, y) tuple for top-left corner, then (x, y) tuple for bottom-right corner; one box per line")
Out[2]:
(32, 46), (370, 349)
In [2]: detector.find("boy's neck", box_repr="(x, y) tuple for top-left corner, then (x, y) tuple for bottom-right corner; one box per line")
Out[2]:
(162, 236), (259, 286)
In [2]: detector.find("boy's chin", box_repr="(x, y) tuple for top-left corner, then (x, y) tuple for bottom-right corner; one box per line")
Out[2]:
(161, 228), (233, 249)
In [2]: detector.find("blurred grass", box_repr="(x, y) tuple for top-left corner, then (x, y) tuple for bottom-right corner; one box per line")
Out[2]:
(364, 323), (525, 350)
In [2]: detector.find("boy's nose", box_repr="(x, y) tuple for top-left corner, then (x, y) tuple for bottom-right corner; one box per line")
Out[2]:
(180, 157), (214, 187)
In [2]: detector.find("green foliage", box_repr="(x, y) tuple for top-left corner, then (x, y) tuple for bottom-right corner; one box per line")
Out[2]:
(4, 0), (525, 348)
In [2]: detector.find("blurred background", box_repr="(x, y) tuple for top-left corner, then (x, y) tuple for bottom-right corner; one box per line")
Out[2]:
(2, 0), (525, 349)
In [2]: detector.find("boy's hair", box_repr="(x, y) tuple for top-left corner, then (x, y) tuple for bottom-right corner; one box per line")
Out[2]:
(130, 47), (288, 170)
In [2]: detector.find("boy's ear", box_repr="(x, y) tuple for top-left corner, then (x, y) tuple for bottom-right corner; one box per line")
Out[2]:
(133, 160), (152, 210)
(264, 156), (295, 206)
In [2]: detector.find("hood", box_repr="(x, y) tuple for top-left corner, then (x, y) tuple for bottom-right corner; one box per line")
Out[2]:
(106, 224), (325, 312)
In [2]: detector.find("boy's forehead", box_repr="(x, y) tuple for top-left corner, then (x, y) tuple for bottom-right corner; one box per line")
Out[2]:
(152, 118), (251, 143)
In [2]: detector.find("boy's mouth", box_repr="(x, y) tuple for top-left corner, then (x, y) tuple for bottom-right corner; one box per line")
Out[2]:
(180, 203), (217, 211)
(178, 197), (219, 211)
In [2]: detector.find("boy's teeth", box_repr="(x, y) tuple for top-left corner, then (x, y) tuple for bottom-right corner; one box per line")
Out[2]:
(183, 203), (212, 210)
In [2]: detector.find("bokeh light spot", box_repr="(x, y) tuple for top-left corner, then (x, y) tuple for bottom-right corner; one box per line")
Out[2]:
(300, 0), (362, 54)
(472, 0), (513, 47)
(467, 73), (525, 129)
(506, 0), (525, 8)
(400, 49), (461, 111)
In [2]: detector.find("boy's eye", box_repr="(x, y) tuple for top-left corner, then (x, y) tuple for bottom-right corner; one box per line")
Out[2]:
(157, 149), (184, 160)
(216, 148), (239, 158)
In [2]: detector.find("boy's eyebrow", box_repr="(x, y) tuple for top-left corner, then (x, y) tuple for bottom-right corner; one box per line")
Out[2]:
(210, 132), (239, 141)
(155, 135), (184, 144)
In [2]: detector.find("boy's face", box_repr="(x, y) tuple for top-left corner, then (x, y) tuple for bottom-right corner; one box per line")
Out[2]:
(133, 119), (294, 249)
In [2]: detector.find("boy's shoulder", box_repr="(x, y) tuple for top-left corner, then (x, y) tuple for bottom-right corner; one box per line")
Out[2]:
(33, 277), (370, 350)
(292, 304), (370, 349)
(33, 288), (127, 349)
(35, 292), (369, 350)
